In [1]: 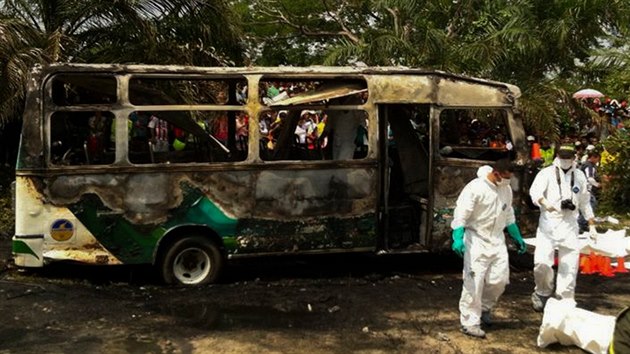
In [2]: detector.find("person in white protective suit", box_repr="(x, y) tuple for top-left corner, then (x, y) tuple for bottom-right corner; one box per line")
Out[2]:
(451, 159), (527, 338)
(529, 144), (596, 312)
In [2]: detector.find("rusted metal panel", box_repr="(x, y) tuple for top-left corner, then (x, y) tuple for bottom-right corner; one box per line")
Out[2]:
(41, 166), (377, 224)
(436, 77), (519, 107)
(43, 249), (122, 265)
(368, 75), (435, 103)
(269, 82), (367, 106)
(25, 161), (378, 260)
(364, 74), (519, 107)
(431, 165), (482, 250)
(250, 168), (376, 218)
(14, 176), (123, 265)
(18, 66), (46, 170)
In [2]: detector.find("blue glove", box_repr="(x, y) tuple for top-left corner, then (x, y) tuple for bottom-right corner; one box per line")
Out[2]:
(506, 223), (527, 255)
(451, 227), (465, 258)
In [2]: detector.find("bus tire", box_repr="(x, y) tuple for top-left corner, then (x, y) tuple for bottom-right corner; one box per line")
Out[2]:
(159, 236), (223, 286)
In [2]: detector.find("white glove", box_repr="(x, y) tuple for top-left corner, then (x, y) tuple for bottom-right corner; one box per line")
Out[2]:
(538, 198), (558, 212)
(589, 225), (598, 241)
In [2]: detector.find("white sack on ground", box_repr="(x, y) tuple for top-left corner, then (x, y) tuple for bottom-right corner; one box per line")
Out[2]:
(524, 229), (629, 257)
(538, 298), (615, 354)
(593, 230), (628, 257)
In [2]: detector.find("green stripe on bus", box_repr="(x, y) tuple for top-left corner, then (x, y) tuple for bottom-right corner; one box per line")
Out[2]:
(164, 195), (237, 237)
(70, 186), (237, 264)
(12, 240), (40, 260)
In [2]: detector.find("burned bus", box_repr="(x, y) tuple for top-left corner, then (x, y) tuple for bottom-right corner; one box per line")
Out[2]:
(12, 64), (533, 285)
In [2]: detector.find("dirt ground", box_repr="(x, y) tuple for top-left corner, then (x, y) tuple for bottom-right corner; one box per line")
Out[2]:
(1, 237), (628, 354)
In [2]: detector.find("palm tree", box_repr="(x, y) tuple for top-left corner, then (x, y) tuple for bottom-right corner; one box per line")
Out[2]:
(80, 1), (244, 66)
(0, 0), (244, 127)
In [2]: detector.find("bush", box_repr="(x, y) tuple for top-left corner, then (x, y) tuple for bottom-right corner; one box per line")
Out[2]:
(599, 131), (630, 215)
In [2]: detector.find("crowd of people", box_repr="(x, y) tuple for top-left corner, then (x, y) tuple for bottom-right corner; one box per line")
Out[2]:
(59, 79), (372, 166)
(582, 97), (629, 131)
(258, 81), (369, 160)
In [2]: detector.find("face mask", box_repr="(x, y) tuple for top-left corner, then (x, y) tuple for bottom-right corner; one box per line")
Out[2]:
(559, 159), (573, 170)
(496, 178), (511, 187)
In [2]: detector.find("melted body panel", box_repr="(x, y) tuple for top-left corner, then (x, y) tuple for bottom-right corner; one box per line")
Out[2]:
(16, 164), (377, 264)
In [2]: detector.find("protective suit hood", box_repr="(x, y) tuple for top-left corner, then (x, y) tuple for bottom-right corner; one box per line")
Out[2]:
(477, 165), (493, 179)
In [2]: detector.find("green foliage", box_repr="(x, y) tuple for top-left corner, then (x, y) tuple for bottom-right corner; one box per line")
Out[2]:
(600, 131), (630, 214)
(0, 0), (244, 127)
(0, 169), (14, 238)
(239, 0), (630, 137)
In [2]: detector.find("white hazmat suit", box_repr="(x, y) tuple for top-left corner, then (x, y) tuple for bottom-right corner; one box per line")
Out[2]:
(451, 166), (515, 327)
(529, 157), (594, 301)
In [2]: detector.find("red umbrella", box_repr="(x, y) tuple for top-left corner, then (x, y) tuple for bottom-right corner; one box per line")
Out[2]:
(572, 89), (604, 99)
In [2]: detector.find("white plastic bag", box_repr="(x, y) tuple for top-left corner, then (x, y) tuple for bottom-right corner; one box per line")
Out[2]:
(583, 229), (628, 257)
(538, 298), (615, 354)
(525, 229), (629, 258)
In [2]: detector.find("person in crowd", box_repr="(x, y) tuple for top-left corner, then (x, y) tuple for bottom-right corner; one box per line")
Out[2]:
(451, 159), (527, 338)
(540, 138), (555, 167)
(578, 150), (601, 232)
(574, 141), (585, 167)
(110, 114), (133, 151)
(580, 144), (596, 164)
(267, 82), (280, 99)
(354, 117), (369, 156)
(295, 110), (315, 145)
(269, 111), (286, 141)
(489, 133), (507, 149)
(529, 145), (596, 312)
(130, 111), (149, 152)
(235, 112), (249, 151)
(148, 113), (169, 153)
(527, 135), (543, 163)
(259, 113), (270, 136)
(87, 111), (106, 161)
(236, 83), (247, 104)
(212, 116), (228, 146)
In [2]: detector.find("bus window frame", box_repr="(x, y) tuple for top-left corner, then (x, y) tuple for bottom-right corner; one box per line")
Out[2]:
(44, 73), (252, 168)
(433, 107), (516, 163)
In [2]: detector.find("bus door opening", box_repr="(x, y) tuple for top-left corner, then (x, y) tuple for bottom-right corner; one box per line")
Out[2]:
(380, 104), (431, 251)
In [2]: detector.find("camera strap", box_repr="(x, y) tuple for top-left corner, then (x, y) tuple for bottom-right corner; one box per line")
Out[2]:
(555, 166), (574, 199)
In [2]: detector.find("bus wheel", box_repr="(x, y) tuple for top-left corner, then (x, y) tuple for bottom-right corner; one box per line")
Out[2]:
(160, 236), (223, 286)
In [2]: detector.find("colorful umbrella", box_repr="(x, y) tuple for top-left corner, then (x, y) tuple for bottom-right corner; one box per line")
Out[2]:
(572, 89), (604, 99)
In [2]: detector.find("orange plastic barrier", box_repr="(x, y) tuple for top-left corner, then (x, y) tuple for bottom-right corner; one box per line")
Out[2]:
(579, 253), (596, 275)
(598, 255), (615, 277)
(614, 257), (629, 273)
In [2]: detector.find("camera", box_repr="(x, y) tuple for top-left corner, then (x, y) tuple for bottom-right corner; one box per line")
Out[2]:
(560, 199), (576, 211)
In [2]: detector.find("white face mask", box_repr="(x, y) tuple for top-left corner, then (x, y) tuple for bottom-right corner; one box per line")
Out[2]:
(496, 178), (511, 187)
(559, 159), (573, 170)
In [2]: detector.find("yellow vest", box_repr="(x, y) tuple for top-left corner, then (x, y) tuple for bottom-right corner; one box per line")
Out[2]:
(541, 147), (554, 167)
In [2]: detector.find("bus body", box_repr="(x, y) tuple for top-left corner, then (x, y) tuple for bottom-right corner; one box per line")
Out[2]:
(12, 64), (535, 285)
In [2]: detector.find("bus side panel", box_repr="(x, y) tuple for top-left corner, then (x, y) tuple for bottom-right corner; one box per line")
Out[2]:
(35, 166), (378, 264)
(13, 176), (123, 266)
(430, 163), (482, 250)
(236, 167), (378, 254)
